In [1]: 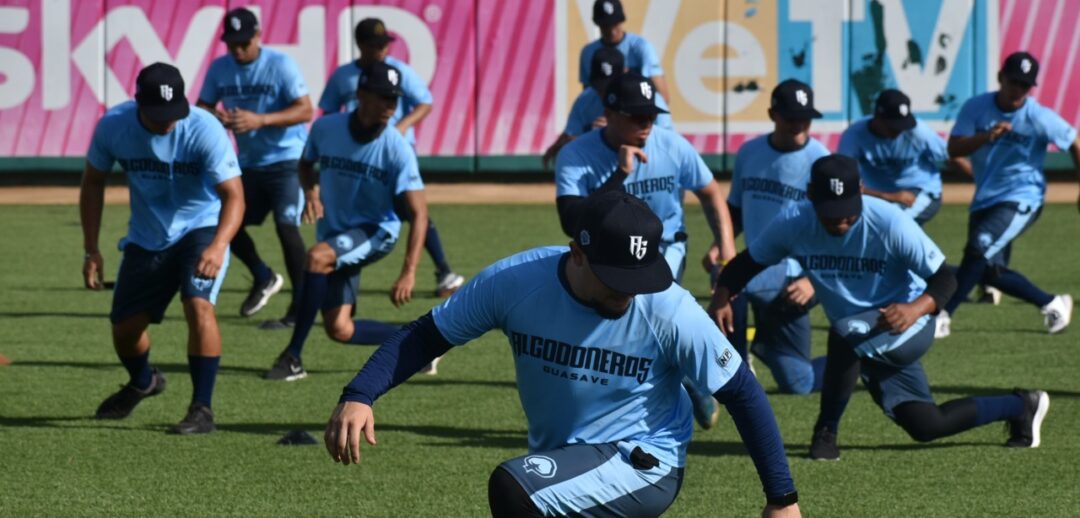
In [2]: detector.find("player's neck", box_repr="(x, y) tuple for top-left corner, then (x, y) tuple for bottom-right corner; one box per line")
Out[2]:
(768, 132), (807, 152)
(349, 110), (386, 143)
(993, 91), (1026, 113)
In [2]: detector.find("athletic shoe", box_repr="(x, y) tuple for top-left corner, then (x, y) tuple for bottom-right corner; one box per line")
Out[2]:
(94, 369), (167, 419)
(258, 313), (297, 331)
(809, 427), (840, 461)
(169, 402), (216, 435)
(435, 272), (466, 298)
(1005, 389), (1049, 448)
(265, 351), (307, 381)
(240, 273), (284, 317)
(976, 285), (1002, 305)
(1040, 294), (1073, 334)
(418, 356), (441, 375)
(934, 311), (951, 339)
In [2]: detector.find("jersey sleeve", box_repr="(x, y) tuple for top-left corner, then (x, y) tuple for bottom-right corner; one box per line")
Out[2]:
(86, 116), (115, 172)
(677, 137), (713, 192)
(554, 146), (593, 197)
(578, 45), (591, 86)
(950, 96), (980, 137)
(199, 118), (242, 184)
(886, 213), (946, 279)
(431, 263), (508, 345)
(836, 126), (859, 158)
(400, 65), (433, 106)
(1034, 105), (1078, 151)
(727, 149), (746, 207)
(317, 70), (343, 113)
(662, 293), (743, 395)
(197, 61), (221, 105)
(279, 55), (310, 102)
(747, 206), (797, 265)
(301, 119), (322, 162)
(564, 94), (591, 137)
(920, 122), (949, 163)
(637, 37), (664, 77)
(394, 139), (423, 195)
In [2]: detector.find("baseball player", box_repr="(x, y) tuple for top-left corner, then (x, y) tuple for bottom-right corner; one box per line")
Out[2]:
(543, 47), (672, 169)
(196, 7), (313, 329)
(580, 0), (668, 100)
(555, 72), (737, 430)
(319, 17), (465, 299)
(711, 79), (830, 395)
(324, 191), (801, 517)
(81, 63), (243, 434)
(265, 61), (427, 381)
(937, 51), (1079, 337)
(710, 155), (1051, 460)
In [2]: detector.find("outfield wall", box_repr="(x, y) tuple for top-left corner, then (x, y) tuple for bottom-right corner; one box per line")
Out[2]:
(0, 0), (1077, 172)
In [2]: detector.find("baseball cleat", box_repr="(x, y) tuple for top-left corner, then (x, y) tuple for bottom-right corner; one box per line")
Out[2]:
(1005, 389), (1049, 448)
(240, 273), (284, 317)
(976, 285), (1002, 305)
(265, 351), (307, 381)
(435, 272), (465, 298)
(169, 402), (216, 435)
(934, 311), (951, 339)
(809, 427), (840, 461)
(95, 368), (167, 419)
(418, 356), (441, 375)
(1040, 294), (1072, 334)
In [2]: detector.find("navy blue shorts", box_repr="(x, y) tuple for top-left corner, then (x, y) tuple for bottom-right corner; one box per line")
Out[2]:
(322, 225), (397, 309)
(966, 202), (1042, 265)
(241, 160), (303, 227)
(110, 227), (229, 325)
(857, 319), (937, 418)
(496, 442), (683, 517)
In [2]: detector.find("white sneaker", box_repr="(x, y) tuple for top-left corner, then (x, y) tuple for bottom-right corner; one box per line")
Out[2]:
(981, 286), (1002, 306)
(934, 311), (951, 339)
(419, 356), (441, 375)
(1041, 294), (1073, 334)
(435, 272), (465, 298)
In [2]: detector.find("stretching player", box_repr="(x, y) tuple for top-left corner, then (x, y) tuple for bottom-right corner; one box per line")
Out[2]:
(325, 192), (801, 517)
(580, 0), (668, 99)
(319, 17), (465, 298)
(265, 62), (427, 381)
(708, 79), (829, 395)
(82, 63), (243, 434)
(937, 52), (1079, 337)
(543, 47), (672, 168)
(710, 155), (1050, 460)
(555, 73), (738, 430)
(197, 7), (313, 329)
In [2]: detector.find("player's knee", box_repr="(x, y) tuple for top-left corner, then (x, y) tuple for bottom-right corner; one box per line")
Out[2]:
(325, 320), (353, 343)
(895, 412), (939, 443)
(488, 467), (541, 518)
(306, 244), (336, 272)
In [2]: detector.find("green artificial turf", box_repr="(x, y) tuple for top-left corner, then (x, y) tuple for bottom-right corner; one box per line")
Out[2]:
(0, 203), (1077, 516)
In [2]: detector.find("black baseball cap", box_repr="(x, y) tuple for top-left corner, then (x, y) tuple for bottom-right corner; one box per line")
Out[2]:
(592, 0), (626, 27)
(575, 191), (673, 295)
(873, 89), (916, 132)
(355, 18), (395, 47)
(1001, 51), (1039, 86)
(770, 79), (823, 120)
(221, 8), (259, 43)
(590, 47), (625, 88)
(358, 61), (404, 97)
(134, 63), (189, 123)
(808, 155), (862, 219)
(603, 73), (669, 116)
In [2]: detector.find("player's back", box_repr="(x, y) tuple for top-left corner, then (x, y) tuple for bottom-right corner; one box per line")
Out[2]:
(838, 117), (944, 194)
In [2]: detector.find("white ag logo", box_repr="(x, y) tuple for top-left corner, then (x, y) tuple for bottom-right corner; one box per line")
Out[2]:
(629, 235), (648, 260)
(603, 1), (614, 14)
(159, 84), (173, 101)
(336, 234), (354, 251)
(795, 89), (808, 106)
(600, 62), (613, 77)
(579, 229), (591, 246)
(899, 103), (909, 116)
(387, 69), (400, 86)
(639, 81), (653, 100)
(846, 319), (872, 335)
(1020, 58), (1032, 73)
(230, 16), (242, 31)
(829, 178), (844, 196)
(523, 455), (557, 479)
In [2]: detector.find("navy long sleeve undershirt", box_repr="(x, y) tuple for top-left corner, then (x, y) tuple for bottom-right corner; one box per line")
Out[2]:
(340, 312), (453, 405)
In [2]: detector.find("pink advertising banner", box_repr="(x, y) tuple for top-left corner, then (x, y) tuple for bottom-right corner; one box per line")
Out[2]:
(0, 0), (1077, 163)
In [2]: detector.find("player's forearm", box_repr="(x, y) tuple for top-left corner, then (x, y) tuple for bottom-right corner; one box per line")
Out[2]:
(395, 104), (432, 133)
(262, 98), (314, 127)
(650, 75), (670, 101)
(922, 264), (957, 313)
(212, 179), (245, 248)
(401, 200), (428, 275)
(340, 312), (454, 405)
(1069, 141), (1080, 182)
(947, 134), (990, 158)
(701, 191), (737, 260)
(79, 167), (107, 253)
(861, 187), (899, 202)
(298, 160), (319, 191)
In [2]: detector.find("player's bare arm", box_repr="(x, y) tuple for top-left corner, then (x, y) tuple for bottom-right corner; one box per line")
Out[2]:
(649, 74), (670, 101)
(196, 177), (245, 279)
(878, 294), (936, 334)
(325, 401), (377, 466)
(394, 103), (432, 136)
(194, 100), (228, 124)
(543, 133), (576, 169)
(618, 144), (646, 174)
(862, 186), (917, 207)
(783, 277), (815, 306)
(947, 121), (1011, 157)
(79, 163), (109, 290)
(298, 159), (323, 224)
(228, 95), (314, 133)
(693, 180), (738, 262)
(391, 189), (429, 307)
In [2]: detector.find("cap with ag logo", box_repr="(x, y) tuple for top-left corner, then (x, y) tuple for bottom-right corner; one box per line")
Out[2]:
(589, 46), (625, 88)
(808, 154), (862, 219)
(355, 18), (396, 47)
(770, 79), (823, 120)
(134, 62), (190, 123)
(592, 0), (626, 27)
(358, 61), (404, 97)
(575, 191), (673, 295)
(603, 73), (669, 116)
(221, 7), (259, 43)
(1000, 51), (1039, 87)
(873, 89), (916, 132)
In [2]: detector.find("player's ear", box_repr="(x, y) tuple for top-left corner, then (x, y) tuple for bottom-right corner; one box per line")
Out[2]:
(569, 241), (586, 265)
(767, 108), (777, 123)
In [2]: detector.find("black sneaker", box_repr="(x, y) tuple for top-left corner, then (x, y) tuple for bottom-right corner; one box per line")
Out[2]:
(1006, 389), (1050, 448)
(240, 273), (284, 317)
(810, 427), (840, 460)
(169, 402), (216, 435)
(265, 352), (307, 381)
(95, 369), (167, 419)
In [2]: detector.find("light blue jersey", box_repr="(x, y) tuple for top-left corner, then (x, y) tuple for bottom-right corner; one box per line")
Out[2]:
(565, 87), (672, 137)
(749, 197), (945, 324)
(579, 33), (663, 87)
(198, 48), (309, 168)
(432, 246), (743, 467)
(951, 92), (1077, 211)
(87, 101), (241, 251)
(301, 113), (423, 241)
(555, 127), (712, 243)
(838, 118), (945, 195)
(318, 57), (433, 147)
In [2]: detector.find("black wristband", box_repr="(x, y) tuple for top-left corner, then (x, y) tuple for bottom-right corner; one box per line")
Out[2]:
(767, 491), (798, 507)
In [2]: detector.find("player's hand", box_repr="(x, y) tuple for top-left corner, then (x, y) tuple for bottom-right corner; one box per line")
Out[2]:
(324, 402), (376, 466)
(987, 121), (1011, 142)
(617, 145), (647, 175)
(591, 115), (608, 129)
(542, 145), (559, 170)
(303, 194), (323, 224)
(211, 107), (229, 124)
(83, 251), (105, 290)
(195, 242), (228, 279)
(708, 287), (736, 336)
(395, 123), (408, 136)
(877, 302), (922, 334)
(227, 108), (264, 134)
(390, 270), (416, 307)
(762, 503), (801, 518)
(894, 190), (917, 207)
(783, 277), (815, 307)
(701, 243), (721, 273)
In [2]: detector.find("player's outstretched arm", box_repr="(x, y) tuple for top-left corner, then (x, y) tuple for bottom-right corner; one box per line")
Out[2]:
(395, 103), (432, 136)
(392, 190), (429, 307)
(543, 133), (575, 170)
(198, 177), (244, 279)
(79, 163), (108, 290)
(325, 401), (377, 465)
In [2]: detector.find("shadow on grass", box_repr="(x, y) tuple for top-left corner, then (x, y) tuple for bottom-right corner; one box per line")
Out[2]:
(0, 311), (107, 319)
(215, 422), (529, 448)
(7, 359), (355, 378)
(932, 385), (1080, 399)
